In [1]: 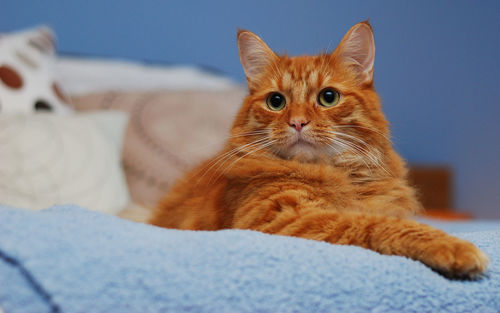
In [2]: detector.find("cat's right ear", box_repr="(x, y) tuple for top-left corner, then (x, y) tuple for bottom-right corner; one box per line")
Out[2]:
(237, 30), (278, 89)
(333, 21), (375, 85)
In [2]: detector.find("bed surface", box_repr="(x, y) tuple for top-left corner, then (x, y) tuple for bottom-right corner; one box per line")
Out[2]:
(1, 205), (499, 313)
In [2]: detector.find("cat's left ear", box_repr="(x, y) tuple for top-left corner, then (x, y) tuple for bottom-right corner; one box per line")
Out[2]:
(237, 30), (278, 89)
(333, 21), (375, 85)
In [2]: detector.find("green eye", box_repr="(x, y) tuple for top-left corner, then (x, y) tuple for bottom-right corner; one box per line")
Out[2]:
(318, 88), (340, 107)
(266, 92), (286, 111)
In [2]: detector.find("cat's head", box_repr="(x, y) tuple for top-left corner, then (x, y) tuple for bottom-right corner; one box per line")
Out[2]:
(231, 21), (391, 165)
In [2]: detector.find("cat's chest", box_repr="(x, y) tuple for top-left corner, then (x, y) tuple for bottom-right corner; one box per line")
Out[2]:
(224, 166), (360, 210)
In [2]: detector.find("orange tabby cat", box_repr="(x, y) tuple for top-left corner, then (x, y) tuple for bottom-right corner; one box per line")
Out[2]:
(150, 21), (488, 278)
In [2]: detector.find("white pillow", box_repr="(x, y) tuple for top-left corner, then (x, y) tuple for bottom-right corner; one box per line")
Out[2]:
(0, 112), (130, 214)
(0, 26), (71, 114)
(56, 56), (237, 95)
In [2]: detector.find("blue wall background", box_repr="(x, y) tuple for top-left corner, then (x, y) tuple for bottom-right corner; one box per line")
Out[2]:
(2, 0), (499, 218)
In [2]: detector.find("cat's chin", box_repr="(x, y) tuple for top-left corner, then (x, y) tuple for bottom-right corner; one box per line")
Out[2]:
(274, 140), (324, 162)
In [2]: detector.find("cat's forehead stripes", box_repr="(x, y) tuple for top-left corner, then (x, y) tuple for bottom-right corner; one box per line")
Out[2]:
(274, 55), (331, 103)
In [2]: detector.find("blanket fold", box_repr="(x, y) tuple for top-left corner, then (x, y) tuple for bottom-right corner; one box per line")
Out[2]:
(0, 205), (499, 313)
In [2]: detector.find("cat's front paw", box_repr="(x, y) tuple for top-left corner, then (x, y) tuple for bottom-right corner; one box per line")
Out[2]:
(420, 238), (489, 279)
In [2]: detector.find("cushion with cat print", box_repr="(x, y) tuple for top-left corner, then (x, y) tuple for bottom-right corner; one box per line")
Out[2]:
(0, 112), (130, 215)
(0, 26), (71, 114)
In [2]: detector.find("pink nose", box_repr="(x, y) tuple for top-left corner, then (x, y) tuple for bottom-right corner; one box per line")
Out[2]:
(289, 118), (310, 132)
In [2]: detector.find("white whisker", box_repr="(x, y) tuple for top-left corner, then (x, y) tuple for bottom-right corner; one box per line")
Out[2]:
(208, 138), (271, 182)
(219, 139), (277, 178)
(195, 137), (270, 185)
(331, 125), (391, 142)
(182, 129), (272, 155)
(331, 138), (373, 173)
(326, 128), (393, 176)
(324, 142), (347, 163)
(330, 133), (378, 164)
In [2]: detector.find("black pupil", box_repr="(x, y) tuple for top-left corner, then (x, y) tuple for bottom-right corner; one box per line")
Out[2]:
(323, 90), (335, 103)
(270, 94), (283, 107)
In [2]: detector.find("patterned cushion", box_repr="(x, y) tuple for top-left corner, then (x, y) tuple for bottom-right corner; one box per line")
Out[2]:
(0, 26), (71, 114)
(0, 112), (130, 214)
(71, 89), (247, 208)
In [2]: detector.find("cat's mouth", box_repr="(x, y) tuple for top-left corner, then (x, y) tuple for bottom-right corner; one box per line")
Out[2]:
(290, 137), (315, 148)
(275, 134), (321, 161)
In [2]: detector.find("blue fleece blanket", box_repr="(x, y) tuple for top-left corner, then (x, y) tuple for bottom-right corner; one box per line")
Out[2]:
(0, 205), (499, 313)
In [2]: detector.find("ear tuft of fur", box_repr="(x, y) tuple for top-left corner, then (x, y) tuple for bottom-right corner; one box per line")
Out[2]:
(237, 30), (278, 87)
(334, 21), (375, 84)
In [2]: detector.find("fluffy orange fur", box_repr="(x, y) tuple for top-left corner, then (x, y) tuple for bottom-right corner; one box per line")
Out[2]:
(150, 21), (488, 278)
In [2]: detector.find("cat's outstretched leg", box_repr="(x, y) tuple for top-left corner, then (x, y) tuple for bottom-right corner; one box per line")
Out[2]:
(233, 208), (489, 279)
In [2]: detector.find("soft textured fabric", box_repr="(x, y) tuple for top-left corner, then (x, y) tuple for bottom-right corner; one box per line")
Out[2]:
(0, 26), (71, 114)
(0, 113), (129, 214)
(0, 205), (499, 313)
(72, 89), (247, 208)
(56, 57), (237, 95)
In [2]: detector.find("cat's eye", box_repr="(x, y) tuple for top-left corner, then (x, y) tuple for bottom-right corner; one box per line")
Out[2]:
(318, 88), (340, 107)
(266, 92), (286, 111)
